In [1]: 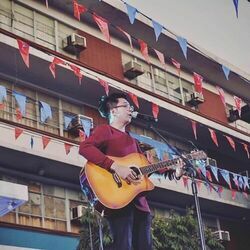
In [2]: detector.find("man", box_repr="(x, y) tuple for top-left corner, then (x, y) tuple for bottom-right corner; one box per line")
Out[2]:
(79, 92), (183, 250)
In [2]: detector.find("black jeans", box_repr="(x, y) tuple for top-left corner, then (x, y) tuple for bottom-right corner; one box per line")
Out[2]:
(106, 205), (152, 250)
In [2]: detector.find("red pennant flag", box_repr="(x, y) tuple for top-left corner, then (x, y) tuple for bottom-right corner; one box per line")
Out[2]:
(234, 96), (242, 117)
(225, 135), (236, 151)
(138, 39), (150, 64)
(218, 186), (223, 196)
(216, 86), (226, 108)
(64, 143), (73, 155)
(15, 127), (23, 140)
(171, 58), (180, 76)
(193, 72), (203, 94)
(98, 78), (109, 95)
(154, 49), (165, 68)
(231, 190), (236, 200)
(93, 14), (111, 43)
(191, 120), (197, 140)
(208, 128), (219, 147)
(0, 103), (5, 110)
(128, 92), (139, 109)
(69, 64), (83, 84)
(42, 136), (51, 149)
(152, 103), (159, 119)
(117, 27), (133, 51)
(182, 176), (188, 189)
(16, 108), (22, 121)
(79, 129), (86, 142)
(242, 143), (250, 159)
(197, 180), (202, 191)
(49, 57), (65, 78)
(206, 170), (212, 182)
(73, 0), (87, 21)
(17, 39), (30, 68)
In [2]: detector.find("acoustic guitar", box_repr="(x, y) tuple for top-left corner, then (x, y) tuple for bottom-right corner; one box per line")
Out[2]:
(80, 151), (206, 210)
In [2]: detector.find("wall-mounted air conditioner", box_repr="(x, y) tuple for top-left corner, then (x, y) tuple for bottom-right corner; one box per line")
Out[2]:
(62, 33), (87, 54)
(71, 205), (85, 220)
(123, 60), (144, 79)
(185, 92), (204, 106)
(212, 230), (230, 241)
(67, 114), (93, 136)
(227, 108), (239, 122)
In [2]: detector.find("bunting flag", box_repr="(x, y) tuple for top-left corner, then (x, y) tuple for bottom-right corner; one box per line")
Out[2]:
(152, 20), (163, 41)
(152, 102), (159, 119)
(80, 118), (91, 137)
(17, 39), (30, 68)
(171, 58), (181, 76)
(177, 36), (187, 59)
(216, 86), (226, 108)
(193, 72), (203, 94)
(69, 64), (83, 84)
(138, 39), (150, 63)
(238, 175), (244, 189)
(208, 128), (219, 147)
(206, 170), (212, 182)
(242, 143), (250, 159)
(231, 189), (237, 200)
(49, 57), (65, 78)
(16, 108), (22, 121)
(128, 92), (139, 109)
(64, 143), (73, 155)
(117, 27), (133, 51)
(233, 96), (242, 117)
(243, 176), (249, 190)
(217, 186), (223, 198)
(198, 161), (207, 178)
(40, 101), (52, 123)
(15, 127), (23, 140)
(154, 49), (165, 68)
(79, 129), (86, 142)
(93, 14), (111, 43)
(73, 0), (87, 21)
(191, 120), (197, 140)
(13, 92), (26, 117)
(210, 166), (219, 182)
(197, 179), (202, 191)
(220, 169), (231, 189)
(125, 3), (137, 24)
(98, 78), (109, 95)
(222, 65), (230, 80)
(0, 86), (7, 103)
(232, 173), (239, 189)
(182, 176), (189, 189)
(232, 0), (239, 18)
(42, 135), (51, 149)
(224, 135), (236, 151)
(30, 136), (34, 149)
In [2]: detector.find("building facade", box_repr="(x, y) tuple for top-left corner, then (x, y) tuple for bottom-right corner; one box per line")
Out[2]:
(0, 0), (250, 249)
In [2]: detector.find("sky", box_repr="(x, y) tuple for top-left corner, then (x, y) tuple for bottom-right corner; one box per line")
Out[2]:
(125, 0), (250, 77)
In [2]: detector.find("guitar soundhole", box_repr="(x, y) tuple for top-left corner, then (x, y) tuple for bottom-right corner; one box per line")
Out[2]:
(130, 166), (141, 180)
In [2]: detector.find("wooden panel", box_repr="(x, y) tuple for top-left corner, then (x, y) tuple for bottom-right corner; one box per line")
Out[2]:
(78, 31), (124, 80)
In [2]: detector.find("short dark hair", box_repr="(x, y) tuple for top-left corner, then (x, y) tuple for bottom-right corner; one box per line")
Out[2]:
(98, 92), (128, 119)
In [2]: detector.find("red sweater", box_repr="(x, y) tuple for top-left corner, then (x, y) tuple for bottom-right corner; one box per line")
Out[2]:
(79, 124), (150, 212)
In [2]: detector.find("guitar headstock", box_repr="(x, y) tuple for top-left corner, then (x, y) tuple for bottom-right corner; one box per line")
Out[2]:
(186, 150), (207, 161)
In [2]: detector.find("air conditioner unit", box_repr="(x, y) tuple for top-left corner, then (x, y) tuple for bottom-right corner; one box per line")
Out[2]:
(206, 157), (217, 167)
(71, 205), (85, 220)
(67, 114), (93, 136)
(62, 33), (87, 54)
(123, 60), (144, 79)
(227, 108), (239, 122)
(185, 92), (204, 106)
(213, 230), (230, 241)
(240, 104), (250, 123)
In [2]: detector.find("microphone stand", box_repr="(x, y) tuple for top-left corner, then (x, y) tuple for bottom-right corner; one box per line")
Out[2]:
(148, 122), (207, 250)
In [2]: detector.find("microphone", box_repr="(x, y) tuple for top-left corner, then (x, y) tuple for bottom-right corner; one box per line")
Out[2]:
(132, 111), (158, 122)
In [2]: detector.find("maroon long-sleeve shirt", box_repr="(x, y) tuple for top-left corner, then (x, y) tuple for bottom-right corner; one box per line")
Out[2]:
(79, 124), (150, 212)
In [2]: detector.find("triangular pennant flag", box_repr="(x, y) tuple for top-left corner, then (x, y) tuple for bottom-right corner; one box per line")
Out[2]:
(152, 20), (163, 41)
(93, 14), (111, 43)
(208, 128), (219, 147)
(154, 49), (165, 68)
(49, 57), (65, 78)
(152, 103), (159, 119)
(64, 143), (73, 155)
(69, 64), (83, 84)
(217, 186), (223, 198)
(224, 135), (236, 151)
(15, 127), (23, 140)
(117, 27), (133, 51)
(197, 179), (202, 191)
(0, 86), (7, 103)
(242, 143), (250, 159)
(243, 176), (249, 190)
(125, 3), (137, 24)
(17, 39), (30, 68)
(42, 136), (51, 149)
(198, 161), (207, 178)
(80, 118), (91, 137)
(13, 92), (26, 116)
(191, 120), (197, 140)
(210, 166), (219, 182)
(232, 0), (239, 18)
(98, 78), (109, 95)
(238, 175), (244, 189)
(16, 108), (22, 121)
(138, 39), (150, 64)
(73, 0), (87, 21)
(177, 36), (187, 59)
(216, 86), (226, 108)
(30, 136), (34, 149)
(79, 129), (86, 142)
(40, 101), (52, 123)
(171, 58), (181, 76)
(233, 96), (242, 117)
(182, 176), (188, 189)
(231, 189), (237, 200)
(128, 92), (139, 109)
(232, 173), (239, 189)
(222, 65), (230, 80)
(193, 72), (203, 94)
(206, 170), (212, 182)
(220, 169), (231, 189)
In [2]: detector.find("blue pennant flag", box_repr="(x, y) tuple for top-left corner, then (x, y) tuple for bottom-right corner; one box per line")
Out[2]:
(198, 161), (207, 177)
(0, 86), (7, 102)
(177, 36), (187, 59)
(232, 173), (239, 187)
(64, 114), (74, 129)
(242, 176), (249, 190)
(40, 101), (52, 123)
(152, 20), (163, 41)
(13, 92), (27, 115)
(125, 3), (137, 24)
(30, 136), (34, 149)
(210, 166), (219, 182)
(220, 169), (231, 187)
(222, 65), (230, 80)
(80, 118), (92, 137)
(238, 175), (244, 189)
(233, 0), (239, 18)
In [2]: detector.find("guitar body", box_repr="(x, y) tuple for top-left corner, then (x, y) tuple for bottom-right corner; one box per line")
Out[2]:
(83, 153), (154, 209)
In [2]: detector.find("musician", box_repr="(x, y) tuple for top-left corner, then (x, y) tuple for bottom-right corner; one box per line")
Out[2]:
(79, 92), (183, 250)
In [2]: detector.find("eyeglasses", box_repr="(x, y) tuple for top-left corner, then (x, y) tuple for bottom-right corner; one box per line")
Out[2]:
(114, 104), (134, 111)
